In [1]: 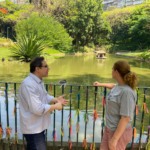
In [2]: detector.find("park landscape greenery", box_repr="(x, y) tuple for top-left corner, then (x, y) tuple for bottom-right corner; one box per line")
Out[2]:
(0, 0), (150, 61)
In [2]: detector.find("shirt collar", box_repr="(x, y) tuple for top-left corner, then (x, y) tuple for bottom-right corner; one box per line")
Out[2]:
(29, 73), (42, 84)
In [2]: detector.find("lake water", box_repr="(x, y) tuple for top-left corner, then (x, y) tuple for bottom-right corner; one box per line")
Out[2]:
(0, 54), (150, 87)
(0, 54), (149, 143)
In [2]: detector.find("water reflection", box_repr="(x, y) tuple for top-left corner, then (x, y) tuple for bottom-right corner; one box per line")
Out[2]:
(0, 95), (102, 142)
(0, 54), (150, 86)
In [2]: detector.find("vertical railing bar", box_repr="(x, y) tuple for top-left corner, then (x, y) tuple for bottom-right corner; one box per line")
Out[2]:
(76, 86), (80, 149)
(84, 86), (89, 140)
(139, 88), (147, 148)
(0, 92), (4, 149)
(61, 85), (65, 147)
(5, 83), (9, 127)
(147, 126), (150, 143)
(5, 82), (11, 149)
(92, 86), (98, 143)
(68, 85), (73, 150)
(130, 88), (139, 150)
(101, 87), (106, 141)
(53, 84), (56, 149)
(14, 83), (18, 149)
(68, 85), (72, 140)
(45, 84), (48, 149)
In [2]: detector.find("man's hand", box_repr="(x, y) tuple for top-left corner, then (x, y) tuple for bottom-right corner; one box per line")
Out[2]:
(55, 102), (63, 110)
(57, 95), (68, 106)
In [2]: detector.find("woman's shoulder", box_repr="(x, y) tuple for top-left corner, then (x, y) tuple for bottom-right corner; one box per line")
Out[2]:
(114, 85), (136, 95)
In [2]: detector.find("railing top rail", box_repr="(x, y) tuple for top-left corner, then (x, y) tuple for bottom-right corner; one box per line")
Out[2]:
(0, 81), (150, 89)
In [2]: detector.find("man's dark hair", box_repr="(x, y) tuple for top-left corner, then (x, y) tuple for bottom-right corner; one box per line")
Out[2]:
(30, 57), (45, 73)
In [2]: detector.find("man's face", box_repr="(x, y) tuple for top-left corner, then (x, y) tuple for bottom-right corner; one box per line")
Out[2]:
(36, 60), (49, 79)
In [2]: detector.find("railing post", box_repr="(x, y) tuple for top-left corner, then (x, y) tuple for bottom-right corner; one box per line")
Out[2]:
(76, 86), (80, 149)
(14, 83), (19, 149)
(52, 84), (56, 149)
(130, 88), (139, 150)
(139, 88), (147, 149)
(61, 85), (65, 148)
(68, 85), (72, 149)
(91, 86), (98, 149)
(101, 87), (107, 141)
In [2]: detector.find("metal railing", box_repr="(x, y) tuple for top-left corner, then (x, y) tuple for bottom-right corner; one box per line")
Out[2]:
(0, 82), (150, 150)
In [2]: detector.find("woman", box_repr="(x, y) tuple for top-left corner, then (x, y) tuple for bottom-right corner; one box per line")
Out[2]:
(93, 60), (138, 150)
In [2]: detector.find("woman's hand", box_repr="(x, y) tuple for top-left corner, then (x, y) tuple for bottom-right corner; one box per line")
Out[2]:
(93, 81), (100, 86)
(109, 137), (117, 150)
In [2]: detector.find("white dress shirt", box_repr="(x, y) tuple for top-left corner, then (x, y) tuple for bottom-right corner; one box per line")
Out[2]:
(18, 73), (54, 134)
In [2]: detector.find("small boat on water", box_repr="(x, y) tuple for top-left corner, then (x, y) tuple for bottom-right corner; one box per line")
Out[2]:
(95, 50), (107, 59)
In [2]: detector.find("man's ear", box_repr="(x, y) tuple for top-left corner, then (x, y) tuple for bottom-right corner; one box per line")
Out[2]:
(35, 66), (40, 72)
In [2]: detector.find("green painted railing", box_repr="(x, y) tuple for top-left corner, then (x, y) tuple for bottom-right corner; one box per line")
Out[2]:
(0, 82), (150, 150)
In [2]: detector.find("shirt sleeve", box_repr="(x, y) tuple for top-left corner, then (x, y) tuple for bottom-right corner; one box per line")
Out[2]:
(47, 94), (54, 103)
(20, 83), (51, 116)
(120, 89), (136, 118)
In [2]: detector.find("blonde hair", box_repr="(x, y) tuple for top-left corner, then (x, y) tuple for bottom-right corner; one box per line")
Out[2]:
(113, 60), (138, 89)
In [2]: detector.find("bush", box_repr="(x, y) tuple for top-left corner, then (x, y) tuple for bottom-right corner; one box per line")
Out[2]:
(15, 14), (72, 53)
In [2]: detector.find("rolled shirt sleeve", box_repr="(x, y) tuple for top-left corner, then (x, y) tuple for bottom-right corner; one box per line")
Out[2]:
(47, 94), (54, 103)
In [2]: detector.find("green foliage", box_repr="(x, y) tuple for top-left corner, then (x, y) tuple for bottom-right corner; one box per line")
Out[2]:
(3, 5), (34, 23)
(15, 14), (72, 53)
(51, 0), (107, 51)
(0, 2), (34, 39)
(104, 4), (150, 51)
(11, 34), (45, 62)
(139, 51), (150, 60)
(15, 14), (72, 52)
(128, 4), (150, 49)
(104, 8), (132, 51)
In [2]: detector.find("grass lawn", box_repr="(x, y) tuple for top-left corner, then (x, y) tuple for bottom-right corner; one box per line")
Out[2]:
(123, 52), (142, 57)
(0, 46), (63, 60)
(0, 47), (12, 59)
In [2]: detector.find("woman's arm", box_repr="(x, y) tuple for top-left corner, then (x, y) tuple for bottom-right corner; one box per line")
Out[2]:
(93, 81), (115, 89)
(109, 116), (130, 150)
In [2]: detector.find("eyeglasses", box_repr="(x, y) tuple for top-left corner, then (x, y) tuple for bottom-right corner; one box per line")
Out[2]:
(40, 65), (49, 68)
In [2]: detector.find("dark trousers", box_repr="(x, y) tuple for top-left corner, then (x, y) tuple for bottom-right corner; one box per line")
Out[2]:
(24, 131), (46, 150)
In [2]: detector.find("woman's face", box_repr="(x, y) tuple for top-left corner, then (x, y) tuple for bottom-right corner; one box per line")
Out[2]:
(112, 68), (116, 79)
(112, 67), (119, 80)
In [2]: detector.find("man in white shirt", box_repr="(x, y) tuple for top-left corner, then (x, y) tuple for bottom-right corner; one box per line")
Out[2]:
(18, 56), (67, 150)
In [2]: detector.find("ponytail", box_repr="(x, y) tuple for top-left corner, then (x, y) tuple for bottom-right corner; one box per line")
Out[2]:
(124, 72), (138, 90)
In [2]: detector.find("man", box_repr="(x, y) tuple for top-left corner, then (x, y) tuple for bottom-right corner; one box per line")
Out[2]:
(18, 56), (67, 150)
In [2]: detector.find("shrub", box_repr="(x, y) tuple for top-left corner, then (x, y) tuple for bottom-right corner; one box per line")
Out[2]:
(11, 34), (45, 62)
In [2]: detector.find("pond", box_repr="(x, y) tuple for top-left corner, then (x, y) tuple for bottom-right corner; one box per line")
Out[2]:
(0, 53), (149, 143)
(0, 54), (150, 87)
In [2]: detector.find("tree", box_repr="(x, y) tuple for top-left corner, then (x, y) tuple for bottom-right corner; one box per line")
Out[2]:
(15, 14), (72, 53)
(105, 8), (132, 50)
(128, 4), (150, 49)
(50, 0), (107, 51)
(65, 0), (105, 50)
(31, 0), (49, 9)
